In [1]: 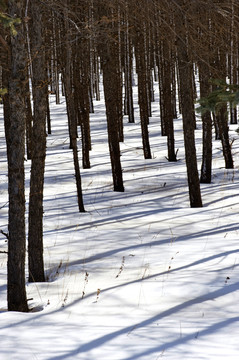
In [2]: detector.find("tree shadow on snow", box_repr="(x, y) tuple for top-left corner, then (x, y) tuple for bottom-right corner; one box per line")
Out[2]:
(45, 281), (239, 360)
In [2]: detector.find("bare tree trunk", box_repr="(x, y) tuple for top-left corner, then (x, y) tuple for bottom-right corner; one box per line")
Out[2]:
(124, 3), (134, 123)
(161, 34), (177, 161)
(5, 0), (28, 311)
(199, 63), (212, 183)
(25, 77), (33, 160)
(135, 28), (152, 159)
(102, 41), (124, 192)
(63, 5), (85, 212)
(74, 36), (91, 169)
(217, 105), (234, 169)
(98, 2), (124, 192)
(28, 0), (47, 283)
(175, 1), (203, 207)
(46, 92), (51, 135)
(215, 50), (234, 169)
(229, 0), (237, 124)
(198, 10), (212, 183)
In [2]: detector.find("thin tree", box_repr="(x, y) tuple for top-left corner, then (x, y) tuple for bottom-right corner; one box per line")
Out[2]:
(28, 0), (48, 283)
(62, 3), (86, 211)
(197, 7), (212, 183)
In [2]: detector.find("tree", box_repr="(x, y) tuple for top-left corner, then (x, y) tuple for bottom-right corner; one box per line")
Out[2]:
(135, 25), (152, 160)
(158, 7), (177, 161)
(133, 0), (152, 160)
(28, 0), (48, 283)
(73, 1), (91, 169)
(174, 0), (203, 207)
(197, 7), (212, 183)
(62, 2), (86, 212)
(123, 0), (134, 123)
(4, 0), (28, 312)
(98, 1), (124, 192)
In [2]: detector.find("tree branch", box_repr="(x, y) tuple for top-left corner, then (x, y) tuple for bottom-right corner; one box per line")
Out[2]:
(0, 230), (9, 240)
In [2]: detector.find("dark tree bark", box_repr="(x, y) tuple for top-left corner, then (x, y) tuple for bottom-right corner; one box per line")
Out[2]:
(209, 3), (234, 169)
(161, 34), (177, 162)
(73, 37), (91, 169)
(25, 78), (33, 160)
(229, 0), (237, 125)
(217, 105), (234, 169)
(98, 3), (124, 192)
(214, 50), (234, 169)
(46, 92), (51, 135)
(171, 49), (177, 120)
(28, 0), (47, 283)
(4, 0), (28, 312)
(123, 4), (134, 123)
(213, 112), (220, 140)
(102, 42), (124, 192)
(175, 1), (203, 207)
(135, 28), (152, 160)
(116, 1), (124, 143)
(198, 11), (212, 184)
(158, 44), (167, 136)
(145, 20), (152, 119)
(199, 64), (212, 183)
(63, 5), (85, 212)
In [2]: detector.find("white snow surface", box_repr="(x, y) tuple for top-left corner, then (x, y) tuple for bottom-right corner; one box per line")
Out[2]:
(0, 86), (239, 360)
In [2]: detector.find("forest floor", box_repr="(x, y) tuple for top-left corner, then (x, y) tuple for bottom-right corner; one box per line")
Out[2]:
(0, 84), (239, 360)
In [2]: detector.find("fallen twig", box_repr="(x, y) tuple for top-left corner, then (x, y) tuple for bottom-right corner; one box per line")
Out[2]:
(0, 230), (9, 240)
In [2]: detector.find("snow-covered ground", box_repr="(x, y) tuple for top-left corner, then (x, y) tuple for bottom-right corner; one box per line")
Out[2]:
(0, 85), (239, 359)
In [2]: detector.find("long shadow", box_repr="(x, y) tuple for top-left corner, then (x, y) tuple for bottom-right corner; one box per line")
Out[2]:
(42, 175), (239, 231)
(43, 204), (183, 233)
(0, 284), (7, 292)
(43, 180), (188, 216)
(46, 247), (239, 310)
(46, 281), (239, 360)
(2, 245), (238, 334)
(45, 220), (239, 271)
(204, 189), (239, 207)
(124, 316), (239, 360)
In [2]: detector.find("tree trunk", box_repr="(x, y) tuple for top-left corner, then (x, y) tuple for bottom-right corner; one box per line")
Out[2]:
(63, 5), (85, 212)
(124, 8), (134, 123)
(74, 40), (91, 169)
(5, 0), (28, 311)
(99, 3), (124, 192)
(135, 29), (152, 160)
(102, 42), (124, 192)
(198, 10), (212, 184)
(28, 0), (47, 283)
(217, 105), (234, 169)
(229, 0), (237, 125)
(25, 77), (33, 160)
(215, 50), (234, 169)
(161, 37), (177, 161)
(175, 1), (203, 207)
(199, 67), (212, 183)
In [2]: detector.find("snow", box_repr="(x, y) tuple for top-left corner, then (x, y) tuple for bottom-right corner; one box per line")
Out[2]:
(0, 85), (239, 359)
